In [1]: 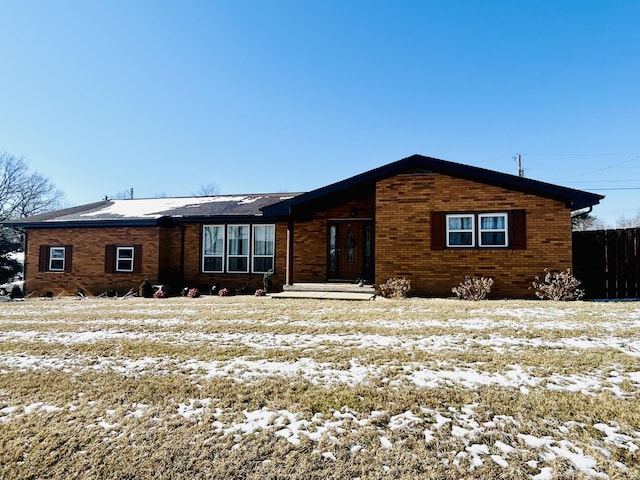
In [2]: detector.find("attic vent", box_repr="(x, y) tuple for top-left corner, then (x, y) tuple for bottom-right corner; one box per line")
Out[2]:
(400, 168), (434, 175)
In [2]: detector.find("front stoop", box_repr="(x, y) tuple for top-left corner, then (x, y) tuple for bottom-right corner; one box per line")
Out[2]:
(270, 283), (376, 300)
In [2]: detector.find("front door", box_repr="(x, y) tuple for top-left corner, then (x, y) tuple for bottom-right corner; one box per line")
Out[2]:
(327, 221), (373, 281)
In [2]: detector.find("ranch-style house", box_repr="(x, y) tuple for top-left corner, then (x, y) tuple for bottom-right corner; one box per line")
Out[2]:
(5, 154), (604, 298)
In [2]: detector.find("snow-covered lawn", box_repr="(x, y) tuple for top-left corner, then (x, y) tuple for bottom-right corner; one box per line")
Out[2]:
(0, 296), (638, 479)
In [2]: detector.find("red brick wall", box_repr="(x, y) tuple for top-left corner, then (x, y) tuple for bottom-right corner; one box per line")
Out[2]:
(25, 227), (162, 296)
(375, 173), (573, 297)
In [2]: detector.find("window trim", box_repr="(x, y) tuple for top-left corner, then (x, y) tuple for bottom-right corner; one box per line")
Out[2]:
(39, 245), (72, 273)
(115, 246), (135, 273)
(478, 213), (509, 248)
(227, 224), (250, 273)
(443, 212), (511, 249)
(446, 214), (476, 248)
(202, 225), (225, 273)
(251, 224), (275, 273)
(48, 246), (66, 272)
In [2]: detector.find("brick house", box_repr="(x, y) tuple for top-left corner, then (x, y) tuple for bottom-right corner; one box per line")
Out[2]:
(5, 155), (603, 298)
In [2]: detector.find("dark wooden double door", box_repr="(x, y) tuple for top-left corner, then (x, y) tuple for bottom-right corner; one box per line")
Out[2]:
(327, 221), (374, 282)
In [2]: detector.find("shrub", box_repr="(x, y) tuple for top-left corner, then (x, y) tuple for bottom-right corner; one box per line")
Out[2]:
(153, 286), (167, 298)
(218, 288), (230, 297)
(452, 276), (494, 301)
(378, 277), (411, 299)
(263, 270), (274, 292)
(254, 289), (266, 296)
(235, 283), (249, 295)
(532, 268), (585, 301)
(139, 278), (154, 298)
(187, 287), (200, 298)
(9, 285), (23, 299)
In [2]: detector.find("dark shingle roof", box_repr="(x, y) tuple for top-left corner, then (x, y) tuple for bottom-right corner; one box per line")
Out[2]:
(4, 154), (605, 228)
(262, 154), (605, 216)
(4, 194), (300, 228)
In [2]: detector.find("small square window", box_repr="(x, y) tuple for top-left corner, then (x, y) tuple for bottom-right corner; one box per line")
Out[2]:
(479, 214), (508, 247)
(116, 247), (134, 272)
(446, 214), (475, 247)
(49, 247), (65, 271)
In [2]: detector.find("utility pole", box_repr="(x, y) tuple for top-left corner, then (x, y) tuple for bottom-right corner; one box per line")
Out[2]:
(517, 154), (524, 177)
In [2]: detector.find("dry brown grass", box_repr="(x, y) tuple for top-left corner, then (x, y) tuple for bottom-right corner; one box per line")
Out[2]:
(0, 296), (639, 479)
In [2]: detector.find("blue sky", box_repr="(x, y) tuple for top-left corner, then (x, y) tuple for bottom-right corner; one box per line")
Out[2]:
(1, 1), (639, 226)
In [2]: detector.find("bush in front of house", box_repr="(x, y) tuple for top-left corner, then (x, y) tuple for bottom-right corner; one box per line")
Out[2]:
(379, 277), (411, 299)
(263, 270), (273, 293)
(9, 285), (23, 299)
(532, 268), (585, 301)
(139, 278), (154, 298)
(452, 276), (494, 301)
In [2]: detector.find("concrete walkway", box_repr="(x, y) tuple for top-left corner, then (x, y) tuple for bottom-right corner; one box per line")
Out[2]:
(269, 283), (376, 300)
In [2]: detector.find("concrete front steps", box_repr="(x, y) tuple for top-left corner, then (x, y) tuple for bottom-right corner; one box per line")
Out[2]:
(270, 282), (376, 300)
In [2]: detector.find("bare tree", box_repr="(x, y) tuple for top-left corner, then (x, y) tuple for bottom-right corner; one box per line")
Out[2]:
(0, 151), (64, 221)
(193, 182), (220, 196)
(572, 211), (606, 231)
(615, 210), (640, 228)
(0, 151), (64, 289)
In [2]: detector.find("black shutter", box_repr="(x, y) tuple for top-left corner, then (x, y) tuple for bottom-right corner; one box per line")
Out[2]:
(105, 245), (115, 273)
(64, 245), (73, 272)
(510, 210), (527, 249)
(133, 245), (143, 273)
(430, 212), (445, 250)
(39, 245), (49, 272)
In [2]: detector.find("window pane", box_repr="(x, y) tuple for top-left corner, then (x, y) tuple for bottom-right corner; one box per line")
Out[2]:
(449, 232), (473, 246)
(117, 260), (133, 271)
(448, 216), (473, 230)
(203, 257), (223, 272)
(204, 226), (224, 255)
(229, 257), (248, 272)
(228, 226), (249, 255)
(253, 257), (273, 273)
(480, 216), (505, 230)
(253, 225), (274, 255)
(50, 260), (64, 270)
(481, 232), (506, 245)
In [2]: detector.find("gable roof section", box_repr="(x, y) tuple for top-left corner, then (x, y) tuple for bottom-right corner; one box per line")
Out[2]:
(5, 194), (300, 228)
(261, 154), (604, 217)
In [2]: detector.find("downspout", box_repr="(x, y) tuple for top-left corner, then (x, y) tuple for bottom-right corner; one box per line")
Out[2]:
(179, 223), (186, 287)
(14, 227), (27, 295)
(286, 219), (294, 286)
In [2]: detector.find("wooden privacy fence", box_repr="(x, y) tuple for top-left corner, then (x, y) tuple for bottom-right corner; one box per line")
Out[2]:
(573, 228), (640, 299)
